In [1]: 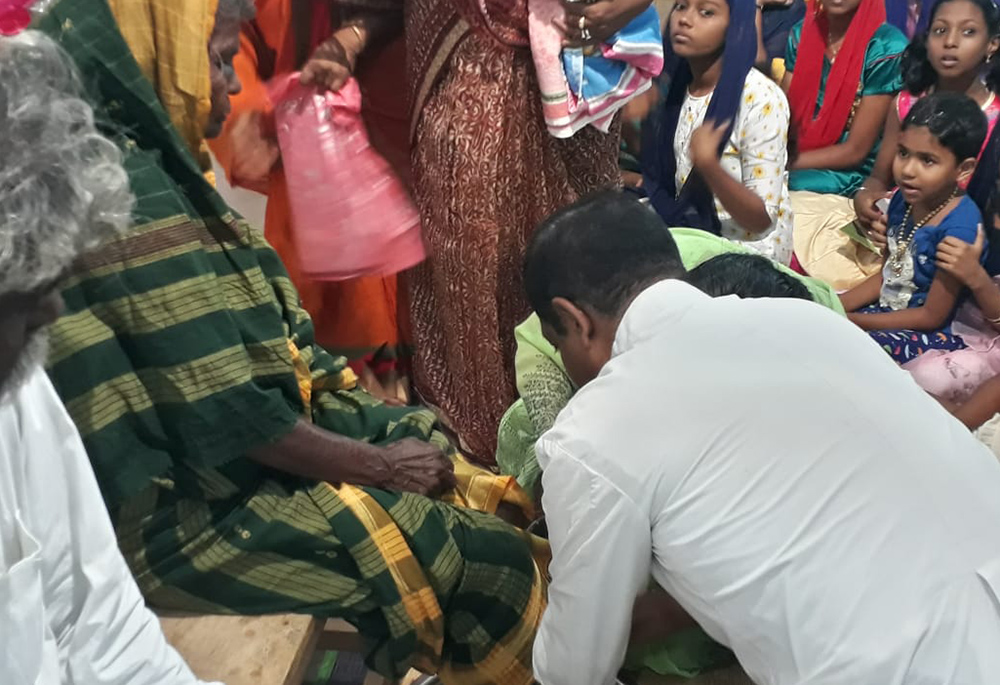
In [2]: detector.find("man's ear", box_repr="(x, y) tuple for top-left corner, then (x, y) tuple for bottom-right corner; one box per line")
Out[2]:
(551, 297), (594, 341)
(958, 157), (978, 185)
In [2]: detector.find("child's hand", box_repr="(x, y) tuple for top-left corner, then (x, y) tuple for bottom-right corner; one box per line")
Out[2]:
(853, 186), (890, 230)
(868, 215), (888, 253)
(689, 119), (729, 171)
(936, 224), (989, 288)
(229, 112), (280, 191)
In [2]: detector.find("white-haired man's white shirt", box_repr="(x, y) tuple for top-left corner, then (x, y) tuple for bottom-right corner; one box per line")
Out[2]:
(533, 279), (1000, 685)
(0, 367), (219, 685)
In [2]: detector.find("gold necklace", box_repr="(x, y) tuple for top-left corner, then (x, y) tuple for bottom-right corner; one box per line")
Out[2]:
(889, 188), (958, 277)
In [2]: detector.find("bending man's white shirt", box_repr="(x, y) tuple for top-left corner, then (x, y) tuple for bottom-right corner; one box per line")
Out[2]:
(0, 368), (218, 685)
(533, 279), (1000, 685)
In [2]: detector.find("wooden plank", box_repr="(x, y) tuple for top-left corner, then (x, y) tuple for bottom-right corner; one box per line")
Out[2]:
(317, 618), (368, 653)
(159, 614), (322, 685)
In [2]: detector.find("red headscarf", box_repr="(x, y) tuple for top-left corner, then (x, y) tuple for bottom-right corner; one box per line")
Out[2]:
(788, 0), (887, 151)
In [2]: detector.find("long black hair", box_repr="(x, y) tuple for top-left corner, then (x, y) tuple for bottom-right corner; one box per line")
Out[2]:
(901, 0), (1000, 95)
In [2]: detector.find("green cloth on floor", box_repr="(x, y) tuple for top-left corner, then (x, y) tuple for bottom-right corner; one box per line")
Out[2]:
(626, 630), (736, 678)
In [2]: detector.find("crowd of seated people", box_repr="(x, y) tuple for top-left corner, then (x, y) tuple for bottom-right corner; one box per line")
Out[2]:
(636, 0), (1000, 454)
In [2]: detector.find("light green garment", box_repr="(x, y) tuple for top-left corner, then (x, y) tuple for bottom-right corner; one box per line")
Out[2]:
(496, 228), (846, 679)
(498, 227), (844, 495)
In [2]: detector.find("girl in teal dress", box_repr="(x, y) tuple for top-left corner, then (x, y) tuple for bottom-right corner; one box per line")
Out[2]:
(782, 0), (909, 196)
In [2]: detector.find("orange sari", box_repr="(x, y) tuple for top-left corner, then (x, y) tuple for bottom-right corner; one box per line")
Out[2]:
(210, 0), (410, 364)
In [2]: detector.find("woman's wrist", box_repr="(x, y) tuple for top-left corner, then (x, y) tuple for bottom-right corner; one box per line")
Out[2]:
(330, 26), (365, 68)
(693, 153), (721, 176)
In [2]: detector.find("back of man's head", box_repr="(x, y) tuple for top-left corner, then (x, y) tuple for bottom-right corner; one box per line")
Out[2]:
(524, 191), (685, 333)
(687, 253), (813, 302)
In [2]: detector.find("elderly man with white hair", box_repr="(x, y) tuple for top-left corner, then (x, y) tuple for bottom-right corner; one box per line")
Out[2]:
(0, 30), (218, 685)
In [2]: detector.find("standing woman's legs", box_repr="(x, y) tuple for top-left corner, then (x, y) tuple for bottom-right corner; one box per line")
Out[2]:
(407, 33), (619, 462)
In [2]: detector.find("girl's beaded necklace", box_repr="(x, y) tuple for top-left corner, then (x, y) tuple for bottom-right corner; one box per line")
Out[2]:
(889, 188), (958, 277)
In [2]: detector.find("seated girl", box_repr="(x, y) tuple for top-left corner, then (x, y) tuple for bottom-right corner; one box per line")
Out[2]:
(781, 0), (907, 281)
(643, 0), (794, 264)
(841, 92), (987, 363)
(783, 0), (908, 196)
(844, 0), (1000, 288)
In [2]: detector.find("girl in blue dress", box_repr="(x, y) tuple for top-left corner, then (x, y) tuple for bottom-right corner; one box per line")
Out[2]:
(842, 92), (988, 362)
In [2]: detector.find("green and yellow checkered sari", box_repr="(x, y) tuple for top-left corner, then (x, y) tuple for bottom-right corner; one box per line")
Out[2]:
(39, 2), (544, 682)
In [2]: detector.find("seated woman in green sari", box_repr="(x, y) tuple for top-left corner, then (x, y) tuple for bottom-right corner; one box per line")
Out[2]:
(36, 1), (545, 684)
(497, 226), (844, 681)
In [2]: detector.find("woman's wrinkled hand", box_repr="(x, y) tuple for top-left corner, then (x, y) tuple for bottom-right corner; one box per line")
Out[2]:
(228, 111), (280, 190)
(375, 438), (458, 496)
(557, 0), (653, 47)
(301, 35), (356, 92)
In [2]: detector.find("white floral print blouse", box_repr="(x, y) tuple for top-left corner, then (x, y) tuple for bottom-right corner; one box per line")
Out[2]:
(674, 68), (794, 265)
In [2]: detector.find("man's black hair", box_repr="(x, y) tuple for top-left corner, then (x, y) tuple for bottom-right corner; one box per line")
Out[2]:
(902, 91), (988, 161)
(687, 253), (813, 301)
(524, 191), (685, 334)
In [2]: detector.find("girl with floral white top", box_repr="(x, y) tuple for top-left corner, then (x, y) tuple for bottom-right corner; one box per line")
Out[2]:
(644, 0), (794, 264)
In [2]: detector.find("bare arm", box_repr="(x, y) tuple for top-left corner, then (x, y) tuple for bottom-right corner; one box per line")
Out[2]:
(791, 94), (894, 171)
(854, 105), (900, 227)
(961, 267), (1000, 328)
(755, 6), (768, 71)
(840, 271), (884, 312)
(936, 227), (1000, 330)
(247, 419), (457, 495)
(866, 104), (900, 190)
(690, 120), (773, 234)
(948, 376), (1000, 430)
(699, 158), (773, 233)
(629, 587), (698, 647)
(301, 9), (403, 90)
(848, 273), (964, 331)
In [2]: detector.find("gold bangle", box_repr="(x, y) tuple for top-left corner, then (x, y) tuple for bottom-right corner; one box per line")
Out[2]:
(349, 25), (364, 45)
(987, 312), (1000, 325)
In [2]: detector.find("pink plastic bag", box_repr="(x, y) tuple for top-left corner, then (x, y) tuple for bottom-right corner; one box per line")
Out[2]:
(269, 75), (425, 280)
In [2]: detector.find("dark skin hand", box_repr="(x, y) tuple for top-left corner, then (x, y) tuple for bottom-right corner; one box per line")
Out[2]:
(300, 29), (357, 92)
(558, 0), (653, 46)
(629, 587), (698, 646)
(247, 420), (457, 496)
(301, 11), (402, 92)
(943, 375), (1000, 430)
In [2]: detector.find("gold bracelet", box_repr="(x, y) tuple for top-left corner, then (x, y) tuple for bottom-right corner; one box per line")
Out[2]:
(349, 24), (364, 45)
(987, 312), (1000, 325)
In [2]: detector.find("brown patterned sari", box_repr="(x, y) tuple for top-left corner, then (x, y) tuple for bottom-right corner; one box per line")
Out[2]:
(402, 0), (622, 462)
